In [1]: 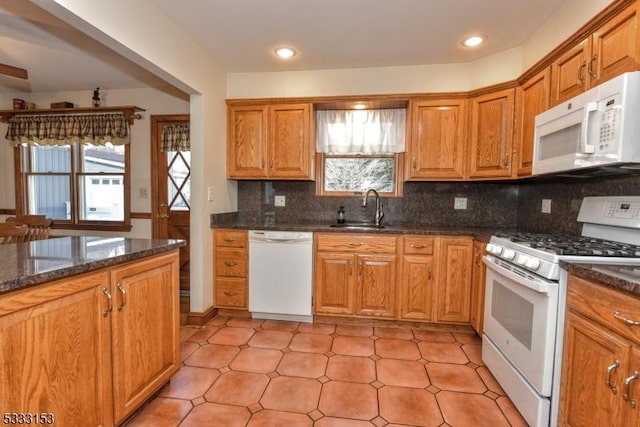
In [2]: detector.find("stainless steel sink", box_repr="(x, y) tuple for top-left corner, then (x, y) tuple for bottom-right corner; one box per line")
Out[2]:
(329, 223), (385, 230)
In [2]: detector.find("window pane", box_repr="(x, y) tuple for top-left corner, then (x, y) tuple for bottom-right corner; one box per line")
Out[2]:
(30, 145), (71, 173)
(324, 157), (394, 192)
(78, 174), (124, 221)
(28, 175), (71, 220)
(82, 143), (125, 173)
(167, 151), (191, 211)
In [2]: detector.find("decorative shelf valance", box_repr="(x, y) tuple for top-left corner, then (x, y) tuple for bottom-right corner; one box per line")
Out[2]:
(0, 106), (144, 124)
(1, 106), (145, 146)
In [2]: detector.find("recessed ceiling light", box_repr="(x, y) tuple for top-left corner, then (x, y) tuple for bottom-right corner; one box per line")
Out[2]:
(462, 34), (487, 48)
(274, 47), (297, 59)
(353, 103), (367, 110)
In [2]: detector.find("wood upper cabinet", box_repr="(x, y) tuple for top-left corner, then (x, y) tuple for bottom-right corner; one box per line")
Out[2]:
(0, 272), (113, 426)
(314, 233), (397, 319)
(227, 103), (313, 180)
(468, 88), (515, 179)
(110, 252), (180, 423)
(436, 237), (473, 323)
(407, 99), (467, 180)
(514, 68), (551, 177)
(552, 2), (640, 105)
(470, 240), (486, 335)
(559, 274), (640, 427)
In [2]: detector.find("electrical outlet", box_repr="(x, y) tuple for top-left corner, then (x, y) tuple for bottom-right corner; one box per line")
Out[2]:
(274, 195), (286, 207)
(454, 197), (467, 210)
(207, 187), (214, 202)
(138, 187), (149, 199)
(542, 199), (552, 214)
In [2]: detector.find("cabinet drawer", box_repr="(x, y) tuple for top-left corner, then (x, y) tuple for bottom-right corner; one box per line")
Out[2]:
(568, 274), (640, 344)
(403, 236), (434, 255)
(215, 278), (247, 308)
(316, 233), (397, 253)
(215, 248), (247, 277)
(215, 229), (247, 248)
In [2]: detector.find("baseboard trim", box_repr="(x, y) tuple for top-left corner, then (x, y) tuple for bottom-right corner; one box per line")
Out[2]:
(186, 305), (217, 326)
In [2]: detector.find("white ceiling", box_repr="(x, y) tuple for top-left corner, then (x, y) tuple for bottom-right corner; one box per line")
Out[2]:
(0, 0), (568, 94)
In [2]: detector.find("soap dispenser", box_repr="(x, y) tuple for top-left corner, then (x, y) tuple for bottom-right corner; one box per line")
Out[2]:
(337, 206), (345, 224)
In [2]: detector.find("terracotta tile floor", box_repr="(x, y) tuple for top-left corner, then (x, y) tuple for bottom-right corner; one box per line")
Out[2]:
(126, 316), (528, 427)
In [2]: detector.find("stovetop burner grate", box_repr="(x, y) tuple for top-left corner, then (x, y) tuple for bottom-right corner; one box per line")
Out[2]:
(495, 232), (640, 257)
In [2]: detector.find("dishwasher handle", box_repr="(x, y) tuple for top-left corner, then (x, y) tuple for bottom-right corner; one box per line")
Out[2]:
(249, 230), (313, 243)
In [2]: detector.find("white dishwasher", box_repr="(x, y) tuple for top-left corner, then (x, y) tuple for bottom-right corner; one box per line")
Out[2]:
(248, 230), (314, 323)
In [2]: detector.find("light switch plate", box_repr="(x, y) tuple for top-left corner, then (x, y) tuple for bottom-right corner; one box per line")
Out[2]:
(275, 195), (286, 207)
(542, 199), (552, 214)
(454, 197), (467, 210)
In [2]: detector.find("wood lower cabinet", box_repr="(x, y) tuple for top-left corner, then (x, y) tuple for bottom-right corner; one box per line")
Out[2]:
(435, 237), (473, 323)
(110, 252), (180, 423)
(400, 235), (436, 321)
(470, 240), (486, 334)
(227, 103), (313, 180)
(468, 88), (515, 179)
(0, 251), (180, 426)
(314, 233), (397, 319)
(559, 274), (640, 427)
(214, 229), (248, 310)
(407, 99), (467, 180)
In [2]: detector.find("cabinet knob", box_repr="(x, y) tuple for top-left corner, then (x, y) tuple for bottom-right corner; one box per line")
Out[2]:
(102, 288), (113, 317)
(116, 283), (127, 311)
(224, 291), (237, 297)
(347, 242), (363, 247)
(613, 311), (640, 326)
(223, 238), (237, 242)
(578, 61), (587, 85)
(588, 54), (598, 79)
(225, 261), (238, 267)
(411, 244), (426, 249)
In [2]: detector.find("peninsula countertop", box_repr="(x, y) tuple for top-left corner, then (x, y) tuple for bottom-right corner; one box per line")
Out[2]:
(0, 236), (185, 295)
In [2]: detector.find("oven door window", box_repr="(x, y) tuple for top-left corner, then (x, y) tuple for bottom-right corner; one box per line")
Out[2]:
(491, 282), (534, 350)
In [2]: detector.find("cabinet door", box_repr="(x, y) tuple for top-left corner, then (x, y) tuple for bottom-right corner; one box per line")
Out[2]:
(514, 68), (550, 176)
(407, 99), (466, 179)
(314, 252), (355, 315)
(110, 251), (180, 423)
(551, 39), (591, 105)
(400, 254), (435, 321)
(436, 237), (472, 323)
(559, 311), (629, 427)
(591, 2), (640, 87)
(470, 240), (486, 335)
(355, 254), (397, 318)
(468, 89), (515, 178)
(227, 105), (269, 178)
(269, 103), (313, 179)
(0, 272), (113, 426)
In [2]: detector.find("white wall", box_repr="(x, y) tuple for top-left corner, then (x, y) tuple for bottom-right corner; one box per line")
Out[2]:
(32, 0), (233, 314)
(226, 0), (614, 99)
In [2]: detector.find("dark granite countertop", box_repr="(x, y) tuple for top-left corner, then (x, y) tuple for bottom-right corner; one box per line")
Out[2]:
(0, 236), (186, 295)
(211, 214), (506, 242)
(561, 261), (640, 297)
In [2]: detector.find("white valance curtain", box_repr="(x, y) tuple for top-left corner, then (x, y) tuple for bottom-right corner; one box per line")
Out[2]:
(316, 108), (406, 154)
(5, 112), (130, 146)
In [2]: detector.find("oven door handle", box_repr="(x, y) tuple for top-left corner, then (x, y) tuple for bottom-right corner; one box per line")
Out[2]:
(483, 255), (557, 294)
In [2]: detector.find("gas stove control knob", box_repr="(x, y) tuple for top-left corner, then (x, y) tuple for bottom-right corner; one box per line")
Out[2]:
(525, 258), (541, 270)
(503, 249), (515, 260)
(485, 243), (495, 253)
(489, 244), (503, 255)
(516, 255), (528, 266)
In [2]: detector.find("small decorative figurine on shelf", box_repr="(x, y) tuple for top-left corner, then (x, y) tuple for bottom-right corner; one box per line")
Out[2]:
(92, 87), (101, 107)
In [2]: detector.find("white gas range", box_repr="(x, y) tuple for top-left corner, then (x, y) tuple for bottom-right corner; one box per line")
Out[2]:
(482, 196), (640, 427)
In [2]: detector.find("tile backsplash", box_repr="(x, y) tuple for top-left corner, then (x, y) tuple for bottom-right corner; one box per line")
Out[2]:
(235, 173), (640, 234)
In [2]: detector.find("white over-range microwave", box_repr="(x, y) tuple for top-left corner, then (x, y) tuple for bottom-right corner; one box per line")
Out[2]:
(533, 71), (640, 175)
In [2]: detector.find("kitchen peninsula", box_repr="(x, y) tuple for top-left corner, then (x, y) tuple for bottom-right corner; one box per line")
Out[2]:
(0, 236), (184, 426)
